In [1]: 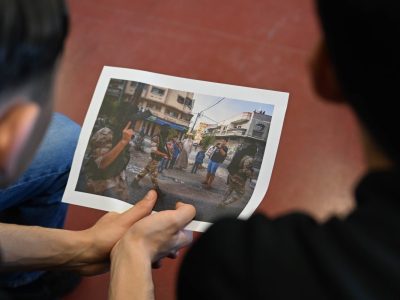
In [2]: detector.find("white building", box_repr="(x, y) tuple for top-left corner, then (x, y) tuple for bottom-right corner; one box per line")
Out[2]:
(206, 111), (271, 142)
(205, 111), (271, 166)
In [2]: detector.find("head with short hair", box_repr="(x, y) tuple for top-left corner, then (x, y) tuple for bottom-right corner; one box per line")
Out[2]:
(316, 0), (400, 166)
(0, 0), (68, 97)
(0, 0), (69, 186)
(244, 143), (258, 157)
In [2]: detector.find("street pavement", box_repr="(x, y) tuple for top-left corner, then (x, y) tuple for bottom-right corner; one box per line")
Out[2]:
(125, 142), (255, 223)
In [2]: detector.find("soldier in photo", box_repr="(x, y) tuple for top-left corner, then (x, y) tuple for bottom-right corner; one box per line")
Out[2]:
(85, 121), (134, 201)
(132, 125), (170, 193)
(222, 143), (257, 205)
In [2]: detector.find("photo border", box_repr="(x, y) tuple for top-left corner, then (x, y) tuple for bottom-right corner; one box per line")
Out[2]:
(62, 66), (289, 232)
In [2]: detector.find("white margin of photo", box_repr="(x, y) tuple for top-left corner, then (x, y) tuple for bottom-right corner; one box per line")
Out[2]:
(62, 66), (289, 232)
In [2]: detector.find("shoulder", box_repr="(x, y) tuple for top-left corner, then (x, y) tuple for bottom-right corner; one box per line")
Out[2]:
(93, 127), (113, 137)
(178, 214), (326, 298)
(179, 195), (400, 298)
(180, 213), (316, 273)
(91, 127), (113, 146)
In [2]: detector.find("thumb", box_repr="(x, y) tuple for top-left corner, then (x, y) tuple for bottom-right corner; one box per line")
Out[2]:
(118, 190), (157, 226)
(172, 202), (196, 229)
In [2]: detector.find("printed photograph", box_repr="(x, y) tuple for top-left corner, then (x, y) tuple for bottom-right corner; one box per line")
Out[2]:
(75, 79), (275, 223)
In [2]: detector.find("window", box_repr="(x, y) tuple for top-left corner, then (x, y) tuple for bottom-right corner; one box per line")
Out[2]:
(185, 98), (193, 109)
(150, 87), (165, 96)
(166, 109), (179, 118)
(177, 95), (185, 104)
(180, 114), (191, 121)
(177, 95), (193, 109)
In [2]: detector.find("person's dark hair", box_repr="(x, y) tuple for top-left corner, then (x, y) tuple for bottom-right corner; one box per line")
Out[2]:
(316, 0), (400, 165)
(227, 143), (257, 175)
(0, 0), (69, 95)
(244, 143), (257, 157)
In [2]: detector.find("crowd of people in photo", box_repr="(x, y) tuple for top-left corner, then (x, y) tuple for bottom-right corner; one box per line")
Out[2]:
(130, 129), (259, 206)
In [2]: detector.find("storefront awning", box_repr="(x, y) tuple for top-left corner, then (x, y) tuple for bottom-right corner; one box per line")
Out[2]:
(146, 115), (188, 132)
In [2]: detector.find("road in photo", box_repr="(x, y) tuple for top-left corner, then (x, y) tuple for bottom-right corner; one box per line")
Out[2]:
(123, 138), (255, 222)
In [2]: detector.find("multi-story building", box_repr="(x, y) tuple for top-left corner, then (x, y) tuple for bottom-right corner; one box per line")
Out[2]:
(122, 81), (195, 138)
(206, 111), (271, 141)
(194, 122), (212, 142)
(205, 111), (272, 166)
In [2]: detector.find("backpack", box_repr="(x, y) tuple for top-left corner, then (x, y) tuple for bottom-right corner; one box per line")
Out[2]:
(205, 145), (217, 158)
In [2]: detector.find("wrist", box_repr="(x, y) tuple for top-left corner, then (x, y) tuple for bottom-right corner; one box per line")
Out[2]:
(120, 139), (129, 146)
(109, 238), (154, 300)
(67, 229), (101, 266)
(111, 236), (151, 265)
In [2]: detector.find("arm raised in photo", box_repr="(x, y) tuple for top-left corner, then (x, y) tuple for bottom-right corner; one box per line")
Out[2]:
(94, 121), (134, 170)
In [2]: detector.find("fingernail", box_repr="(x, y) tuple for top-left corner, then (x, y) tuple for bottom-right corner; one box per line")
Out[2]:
(145, 190), (156, 200)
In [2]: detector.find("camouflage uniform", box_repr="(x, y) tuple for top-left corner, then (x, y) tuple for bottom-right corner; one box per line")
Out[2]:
(223, 155), (254, 205)
(86, 127), (129, 201)
(134, 135), (162, 189)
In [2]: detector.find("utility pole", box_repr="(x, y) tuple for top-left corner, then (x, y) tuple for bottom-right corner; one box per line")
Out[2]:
(190, 112), (202, 133)
(189, 97), (224, 133)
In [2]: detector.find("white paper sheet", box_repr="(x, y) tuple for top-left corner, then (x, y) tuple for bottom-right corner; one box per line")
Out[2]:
(62, 66), (289, 232)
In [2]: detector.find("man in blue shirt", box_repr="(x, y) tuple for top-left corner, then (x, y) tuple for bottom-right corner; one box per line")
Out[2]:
(202, 139), (229, 189)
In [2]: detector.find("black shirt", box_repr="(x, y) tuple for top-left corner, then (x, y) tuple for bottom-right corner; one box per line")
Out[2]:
(211, 145), (228, 163)
(178, 170), (400, 299)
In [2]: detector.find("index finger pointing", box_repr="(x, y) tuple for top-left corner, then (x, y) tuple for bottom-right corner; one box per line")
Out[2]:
(124, 121), (132, 130)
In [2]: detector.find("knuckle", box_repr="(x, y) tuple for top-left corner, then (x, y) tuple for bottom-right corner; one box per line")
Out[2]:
(168, 214), (180, 228)
(135, 202), (151, 214)
(108, 212), (119, 217)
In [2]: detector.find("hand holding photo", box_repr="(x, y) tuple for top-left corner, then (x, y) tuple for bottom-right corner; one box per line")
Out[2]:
(62, 67), (289, 232)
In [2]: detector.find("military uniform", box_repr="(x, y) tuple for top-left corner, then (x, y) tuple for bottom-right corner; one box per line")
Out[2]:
(86, 127), (129, 201)
(134, 135), (164, 189)
(223, 155), (254, 205)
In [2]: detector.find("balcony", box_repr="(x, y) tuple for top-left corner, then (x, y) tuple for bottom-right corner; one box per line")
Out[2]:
(215, 128), (247, 137)
(227, 128), (247, 135)
(230, 112), (252, 124)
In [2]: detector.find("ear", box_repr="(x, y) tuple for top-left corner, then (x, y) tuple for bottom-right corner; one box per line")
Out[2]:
(0, 100), (40, 183)
(310, 41), (345, 102)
